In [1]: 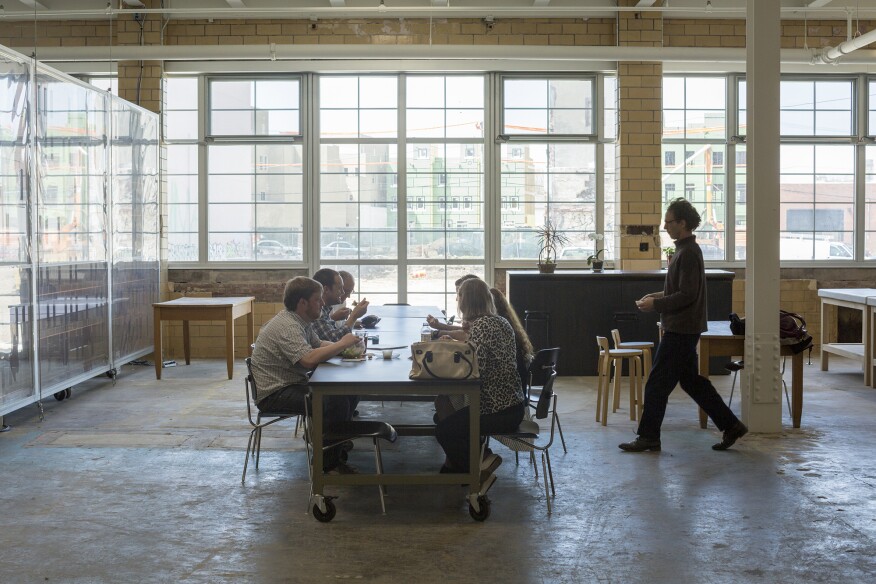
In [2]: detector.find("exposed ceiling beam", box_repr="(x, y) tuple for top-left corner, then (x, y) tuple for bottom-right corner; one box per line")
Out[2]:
(224, 0), (248, 7)
(18, 0), (47, 10)
(806, 1), (834, 8)
(636, 1), (658, 6)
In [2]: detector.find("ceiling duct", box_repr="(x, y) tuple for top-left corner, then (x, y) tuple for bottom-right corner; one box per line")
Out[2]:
(812, 28), (876, 65)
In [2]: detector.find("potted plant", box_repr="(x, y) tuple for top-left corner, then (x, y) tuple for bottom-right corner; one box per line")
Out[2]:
(535, 219), (569, 274)
(587, 249), (604, 272)
(663, 246), (676, 269)
(587, 233), (605, 272)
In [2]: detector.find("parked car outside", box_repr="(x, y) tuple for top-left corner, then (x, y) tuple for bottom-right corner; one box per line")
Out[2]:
(256, 239), (301, 259)
(322, 240), (359, 258)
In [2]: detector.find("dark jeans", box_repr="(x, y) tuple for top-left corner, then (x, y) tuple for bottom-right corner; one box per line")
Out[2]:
(257, 385), (356, 471)
(436, 402), (526, 471)
(636, 331), (739, 440)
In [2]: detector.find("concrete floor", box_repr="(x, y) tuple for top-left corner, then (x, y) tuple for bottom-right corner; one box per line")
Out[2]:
(1, 354), (874, 584)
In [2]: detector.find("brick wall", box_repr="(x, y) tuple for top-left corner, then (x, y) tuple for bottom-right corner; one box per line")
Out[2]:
(617, 1), (663, 271)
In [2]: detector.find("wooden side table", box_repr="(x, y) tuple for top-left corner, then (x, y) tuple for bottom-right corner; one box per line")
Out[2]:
(153, 297), (255, 380)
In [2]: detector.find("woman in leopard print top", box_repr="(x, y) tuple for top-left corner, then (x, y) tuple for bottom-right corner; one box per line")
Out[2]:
(435, 278), (526, 473)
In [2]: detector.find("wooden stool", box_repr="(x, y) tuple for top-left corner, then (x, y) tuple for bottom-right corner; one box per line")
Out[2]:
(611, 329), (654, 384)
(596, 336), (643, 426)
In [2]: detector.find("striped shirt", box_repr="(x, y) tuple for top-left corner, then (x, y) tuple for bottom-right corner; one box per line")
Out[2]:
(312, 305), (351, 342)
(250, 309), (320, 404)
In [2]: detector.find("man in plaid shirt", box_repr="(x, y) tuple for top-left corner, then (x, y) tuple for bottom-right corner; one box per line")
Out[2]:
(312, 268), (369, 342)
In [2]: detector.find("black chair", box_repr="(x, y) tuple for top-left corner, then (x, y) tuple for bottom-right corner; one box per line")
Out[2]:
(727, 358), (792, 414)
(303, 395), (398, 514)
(242, 358), (302, 484)
(527, 347), (566, 453)
(488, 371), (559, 514)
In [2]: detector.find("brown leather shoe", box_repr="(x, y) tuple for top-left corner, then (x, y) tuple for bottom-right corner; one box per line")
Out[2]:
(712, 421), (748, 451)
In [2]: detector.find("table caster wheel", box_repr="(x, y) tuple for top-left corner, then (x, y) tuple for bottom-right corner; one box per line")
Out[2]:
(312, 499), (336, 523)
(106, 368), (117, 379)
(65, 388), (72, 399)
(469, 496), (491, 522)
(54, 390), (66, 401)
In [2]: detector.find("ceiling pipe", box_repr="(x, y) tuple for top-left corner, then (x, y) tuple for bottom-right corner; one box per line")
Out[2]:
(21, 43), (876, 65)
(811, 27), (876, 64)
(1, 4), (875, 21)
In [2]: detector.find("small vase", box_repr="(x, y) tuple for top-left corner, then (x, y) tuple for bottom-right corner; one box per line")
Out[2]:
(538, 262), (556, 274)
(591, 260), (604, 272)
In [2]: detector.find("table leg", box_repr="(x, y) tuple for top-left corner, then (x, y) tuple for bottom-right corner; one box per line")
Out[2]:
(246, 304), (255, 355)
(820, 301), (834, 371)
(153, 308), (162, 380)
(792, 353), (803, 428)
(872, 307), (876, 389)
(697, 340), (709, 429)
(468, 389), (481, 498)
(225, 309), (235, 380)
(865, 306), (873, 387)
(312, 395), (324, 499)
(182, 320), (191, 365)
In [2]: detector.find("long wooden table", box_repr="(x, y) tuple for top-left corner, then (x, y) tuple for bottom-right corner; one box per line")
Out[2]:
(152, 296), (254, 380)
(698, 320), (805, 428)
(307, 309), (487, 521)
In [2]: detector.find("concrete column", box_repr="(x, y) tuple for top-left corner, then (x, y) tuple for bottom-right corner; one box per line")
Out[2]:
(616, 0), (663, 270)
(741, 0), (782, 432)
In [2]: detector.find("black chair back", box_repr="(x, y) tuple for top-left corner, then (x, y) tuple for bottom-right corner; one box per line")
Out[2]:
(529, 347), (561, 389)
(534, 371), (557, 420)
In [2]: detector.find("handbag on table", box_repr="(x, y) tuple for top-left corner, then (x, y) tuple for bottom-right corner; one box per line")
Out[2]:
(409, 341), (480, 380)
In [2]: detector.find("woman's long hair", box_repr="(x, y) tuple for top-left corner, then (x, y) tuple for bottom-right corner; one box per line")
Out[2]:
(457, 278), (495, 321)
(490, 287), (534, 364)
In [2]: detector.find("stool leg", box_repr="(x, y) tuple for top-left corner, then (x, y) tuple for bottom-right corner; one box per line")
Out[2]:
(612, 359), (622, 413)
(729, 371), (737, 407)
(374, 438), (387, 514)
(595, 358), (602, 423)
(601, 361), (611, 426)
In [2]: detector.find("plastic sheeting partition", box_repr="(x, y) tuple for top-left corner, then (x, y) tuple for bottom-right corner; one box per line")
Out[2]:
(0, 44), (159, 416)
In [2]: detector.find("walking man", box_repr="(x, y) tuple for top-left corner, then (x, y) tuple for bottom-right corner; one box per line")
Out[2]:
(620, 198), (748, 452)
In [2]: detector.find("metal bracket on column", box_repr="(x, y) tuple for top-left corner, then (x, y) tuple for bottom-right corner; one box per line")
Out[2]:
(746, 333), (781, 404)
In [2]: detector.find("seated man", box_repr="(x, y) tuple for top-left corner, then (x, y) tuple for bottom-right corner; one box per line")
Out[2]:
(250, 276), (363, 473)
(312, 268), (369, 342)
(329, 270), (357, 328)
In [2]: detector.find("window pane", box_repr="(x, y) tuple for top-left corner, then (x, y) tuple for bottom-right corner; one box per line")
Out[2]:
(255, 80), (298, 109)
(505, 79), (547, 108)
(447, 77), (484, 108)
(503, 77), (595, 136)
(165, 110), (197, 141)
(208, 143), (304, 262)
(407, 76), (444, 108)
(505, 109), (548, 134)
(780, 144), (855, 260)
(165, 77), (197, 109)
(211, 80), (253, 109)
(210, 78), (300, 137)
(211, 110), (253, 135)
